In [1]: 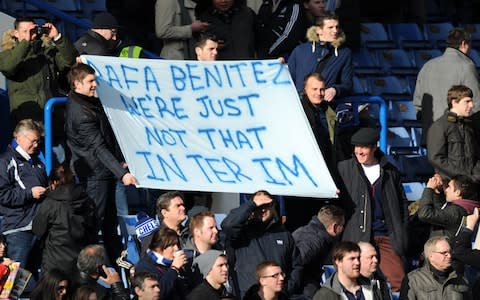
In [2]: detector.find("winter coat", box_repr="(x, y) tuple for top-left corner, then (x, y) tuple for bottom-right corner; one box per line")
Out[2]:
(32, 183), (98, 274)
(221, 201), (303, 298)
(453, 228), (480, 270)
(292, 216), (335, 298)
(313, 273), (377, 300)
(288, 27), (353, 95)
(0, 29), (76, 111)
(413, 47), (480, 123)
(417, 187), (480, 239)
(338, 150), (409, 258)
(399, 263), (470, 300)
(243, 284), (289, 300)
(65, 91), (127, 181)
(186, 279), (229, 300)
(198, 3), (256, 59)
(135, 253), (188, 300)
(0, 144), (48, 233)
(255, 0), (307, 58)
(73, 271), (130, 300)
(74, 30), (116, 56)
(427, 111), (480, 182)
(155, 0), (197, 59)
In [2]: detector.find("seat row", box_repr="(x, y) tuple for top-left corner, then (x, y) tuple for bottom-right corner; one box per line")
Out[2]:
(1, 0), (106, 19)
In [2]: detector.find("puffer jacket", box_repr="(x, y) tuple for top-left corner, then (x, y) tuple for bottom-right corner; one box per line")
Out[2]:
(427, 111), (480, 182)
(288, 26), (353, 95)
(399, 263), (470, 300)
(338, 150), (409, 258)
(0, 29), (76, 111)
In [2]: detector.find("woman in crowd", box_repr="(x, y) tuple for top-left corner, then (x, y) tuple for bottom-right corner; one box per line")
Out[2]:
(73, 285), (97, 300)
(30, 269), (70, 300)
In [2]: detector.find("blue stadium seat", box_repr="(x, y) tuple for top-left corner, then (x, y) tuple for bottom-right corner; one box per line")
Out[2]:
(42, 0), (82, 13)
(402, 182), (425, 201)
(5, 0), (41, 15)
(465, 23), (480, 47)
(352, 48), (383, 75)
(374, 49), (417, 75)
(424, 22), (454, 48)
(468, 48), (480, 68)
(320, 265), (336, 284)
(388, 23), (432, 49)
(413, 49), (442, 69)
(367, 75), (412, 101)
(360, 23), (396, 49)
(390, 100), (420, 127)
(352, 76), (369, 95)
(386, 127), (414, 155)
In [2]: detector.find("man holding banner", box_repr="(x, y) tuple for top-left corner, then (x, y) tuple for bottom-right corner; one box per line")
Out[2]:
(65, 63), (138, 264)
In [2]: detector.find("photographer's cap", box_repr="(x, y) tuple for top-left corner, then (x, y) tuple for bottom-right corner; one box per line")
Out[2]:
(92, 12), (119, 29)
(135, 211), (159, 241)
(194, 250), (225, 277)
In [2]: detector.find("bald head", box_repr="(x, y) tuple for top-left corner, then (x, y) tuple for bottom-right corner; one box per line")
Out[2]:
(358, 242), (378, 278)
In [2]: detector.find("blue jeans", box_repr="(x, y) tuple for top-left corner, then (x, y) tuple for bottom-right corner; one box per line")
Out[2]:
(115, 180), (129, 216)
(5, 231), (36, 268)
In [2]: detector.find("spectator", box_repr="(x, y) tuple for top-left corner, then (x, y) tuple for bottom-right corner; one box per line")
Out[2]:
(0, 119), (47, 268)
(73, 286), (97, 300)
(302, 0), (326, 26)
(65, 63), (138, 265)
(30, 269), (70, 300)
(288, 12), (353, 97)
(0, 17), (76, 128)
(292, 204), (345, 298)
(0, 234), (13, 292)
(255, 0), (308, 58)
(417, 174), (480, 239)
(155, 0), (209, 59)
(74, 244), (129, 300)
(243, 261), (288, 300)
(414, 28), (480, 132)
(131, 272), (161, 300)
(135, 227), (188, 300)
(139, 191), (188, 256)
(195, 33), (218, 61)
(399, 236), (470, 299)
(183, 211), (222, 288)
(313, 241), (376, 300)
(221, 190), (302, 298)
(32, 164), (98, 276)
(357, 242), (392, 300)
(197, 0), (256, 59)
(75, 12), (120, 56)
(299, 73), (337, 172)
(338, 127), (409, 292)
(187, 250), (231, 299)
(427, 85), (480, 183)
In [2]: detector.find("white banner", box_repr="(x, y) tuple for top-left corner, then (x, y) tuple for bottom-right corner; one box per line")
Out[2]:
(81, 55), (337, 198)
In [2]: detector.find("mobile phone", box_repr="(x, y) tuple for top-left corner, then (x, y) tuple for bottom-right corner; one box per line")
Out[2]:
(97, 265), (108, 278)
(183, 249), (196, 259)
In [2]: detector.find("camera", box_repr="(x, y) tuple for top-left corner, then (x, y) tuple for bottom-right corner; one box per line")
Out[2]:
(30, 26), (50, 38)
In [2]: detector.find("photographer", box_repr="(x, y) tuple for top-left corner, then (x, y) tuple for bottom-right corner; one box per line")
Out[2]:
(0, 17), (76, 128)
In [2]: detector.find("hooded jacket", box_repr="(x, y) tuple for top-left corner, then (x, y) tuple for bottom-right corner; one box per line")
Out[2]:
(0, 29), (76, 111)
(32, 183), (98, 274)
(313, 273), (377, 300)
(288, 26), (353, 95)
(417, 187), (480, 239)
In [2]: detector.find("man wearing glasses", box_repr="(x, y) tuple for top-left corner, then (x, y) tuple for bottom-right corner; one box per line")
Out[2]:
(400, 236), (470, 299)
(221, 190), (302, 298)
(243, 261), (288, 300)
(74, 12), (120, 56)
(0, 119), (48, 268)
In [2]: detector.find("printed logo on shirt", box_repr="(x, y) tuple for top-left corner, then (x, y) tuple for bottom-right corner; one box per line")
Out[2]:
(276, 240), (284, 245)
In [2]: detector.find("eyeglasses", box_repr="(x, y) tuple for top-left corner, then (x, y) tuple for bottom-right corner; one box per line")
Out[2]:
(111, 29), (117, 36)
(261, 272), (285, 279)
(56, 285), (67, 292)
(22, 133), (41, 145)
(257, 202), (274, 210)
(433, 250), (451, 256)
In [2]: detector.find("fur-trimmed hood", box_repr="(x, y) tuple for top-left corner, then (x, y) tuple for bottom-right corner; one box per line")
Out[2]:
(2, 28), (52, 50)
(305, 25), (346, 55)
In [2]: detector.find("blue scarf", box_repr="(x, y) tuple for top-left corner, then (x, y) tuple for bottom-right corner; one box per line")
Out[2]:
(147, 250), (173, 267)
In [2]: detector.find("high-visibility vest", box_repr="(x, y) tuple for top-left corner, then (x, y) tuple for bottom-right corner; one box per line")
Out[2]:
(119, 45), (143, 58)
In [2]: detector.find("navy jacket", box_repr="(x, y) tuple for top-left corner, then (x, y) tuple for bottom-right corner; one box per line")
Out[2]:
(0, 144), (48, 233)
(221, 201), (303, 298)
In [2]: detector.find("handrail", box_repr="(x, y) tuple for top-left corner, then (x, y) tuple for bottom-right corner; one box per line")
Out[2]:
(44, 97), (67, 175)
(338, 95), (388, 153)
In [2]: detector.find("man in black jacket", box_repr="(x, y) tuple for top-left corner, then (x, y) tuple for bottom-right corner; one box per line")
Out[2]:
(65, 63), (137, 264)
(75, 12), (120, 56)
(221, 190), (302, 298)
(292, 204), (345, 298)
(338, 127), (409, 292)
